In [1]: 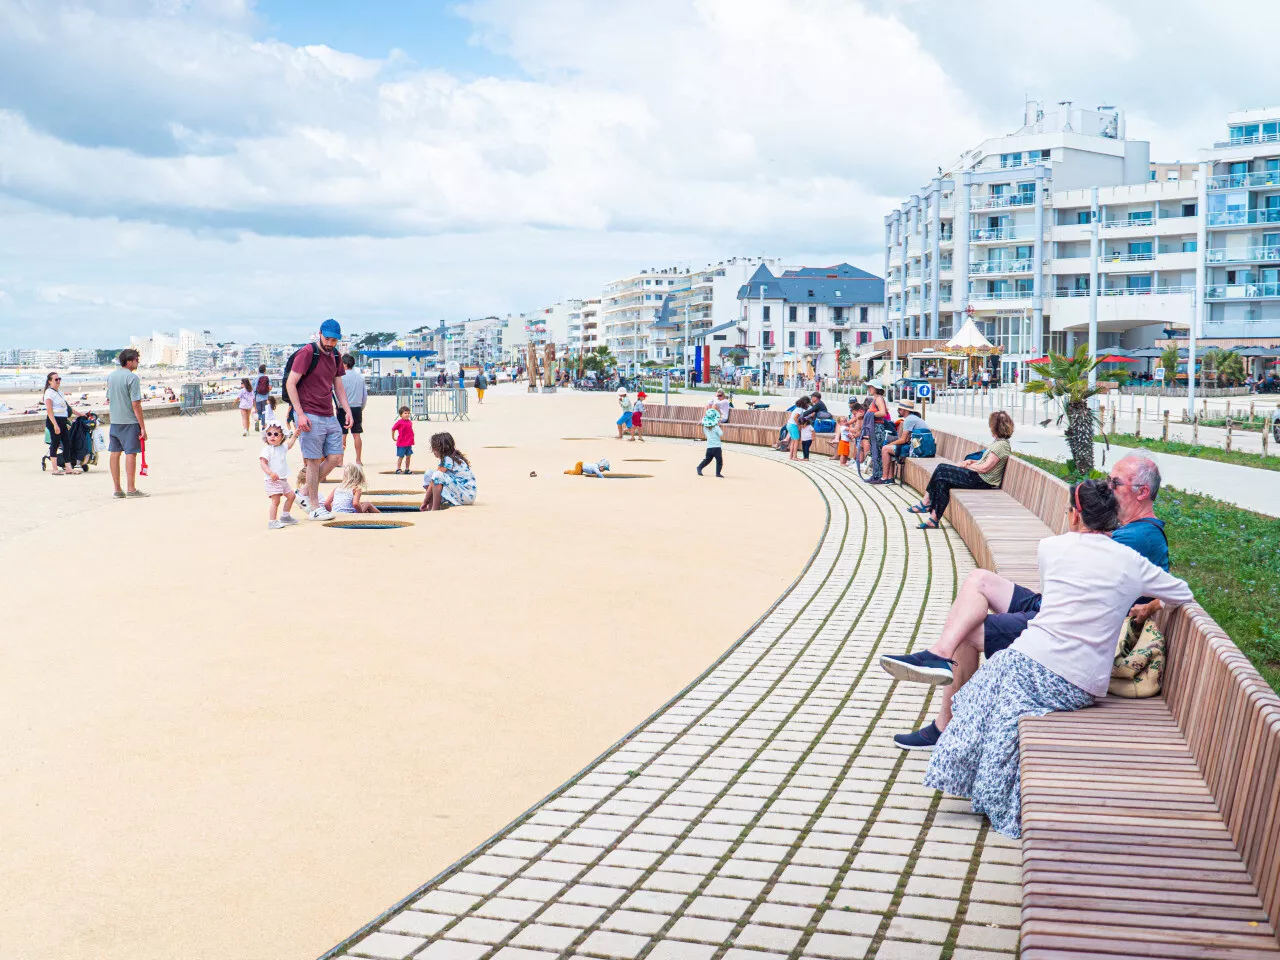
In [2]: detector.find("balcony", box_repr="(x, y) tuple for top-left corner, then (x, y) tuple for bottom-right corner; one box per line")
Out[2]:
(969, 289), (1034, 302)
(1205, 245), (1280, 264)
(1205, 282), (1280, 299)
(1050, 285), (1194, 298)
(1207, 208), (1280, 228)
(1213, 131), (1280, 149)
(1207, 170), (1280, 191)
(969, 193), (1043, 211)
(969, 226), (1038, 242)
(969, 258), (1034, 275)
(1101, 251), (1154, 263)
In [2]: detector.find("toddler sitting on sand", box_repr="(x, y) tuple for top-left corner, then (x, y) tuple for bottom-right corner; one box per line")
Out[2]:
(565, 458), (611, 477)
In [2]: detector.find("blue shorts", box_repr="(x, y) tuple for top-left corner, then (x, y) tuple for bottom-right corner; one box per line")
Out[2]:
(397, 445), (414, 457)
(984, 584), (1042, 658)
(108, 422), (142, 454)
(786, 423), (800, 440)
(299, 413), (342, 460)
(617, 411), (633, 426)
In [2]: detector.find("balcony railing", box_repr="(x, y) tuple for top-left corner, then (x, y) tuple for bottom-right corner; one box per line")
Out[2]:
(969, 289), (1035, 301)
(1207, 170), (1280, 191)
(1050, 285), (1194, 297)
(969, 227), (1038, 242)
(1101, 252), (1155, 263)
(969, 193), (1042, 211)
(1207, 208), (1280, 227)
(1213, 131), (1280, 149)
(1206, 282), (1280, 299)
(970, 258), (1034, 275)
(1205, 245), (1280, 263)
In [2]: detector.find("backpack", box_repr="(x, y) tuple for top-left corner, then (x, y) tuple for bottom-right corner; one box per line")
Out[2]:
(255, 375), (271, 395)
(910, 426), (936, 458)
(281, 344), (326, 406)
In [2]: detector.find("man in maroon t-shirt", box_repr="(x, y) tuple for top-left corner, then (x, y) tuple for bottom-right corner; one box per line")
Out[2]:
(287, 318), (353, 519)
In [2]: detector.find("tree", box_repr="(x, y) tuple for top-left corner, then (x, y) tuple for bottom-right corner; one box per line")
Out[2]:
(95, 348), (123, 365)
(354, 331), (398, 350)
(1023, 345), (1107, 476)
(1159, 344), (1179, 385)
(581, 345), (616, 375)
(837, 344), (852, 375)
(1216, 350), (1245, 386)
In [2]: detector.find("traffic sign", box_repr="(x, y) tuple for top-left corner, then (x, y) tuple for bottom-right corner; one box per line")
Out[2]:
(916, 382), (933, 399)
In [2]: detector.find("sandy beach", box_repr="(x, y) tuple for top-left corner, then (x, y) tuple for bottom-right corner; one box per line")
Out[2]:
(0, 384), (824, 960)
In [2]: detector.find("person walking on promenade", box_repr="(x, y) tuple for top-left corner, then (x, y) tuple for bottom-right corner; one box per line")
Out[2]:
(474, 370), (488, 403)
(883, 455), (1171, 751)
(632, 391), (646, 441)
(696, 407), (724, 477)
(253, 364), (271, 431)
(107, 348), (148, 499)
(43, 372), (86, 476)
(237, 379), (255, 436)
(286, 319), (353, 521)
(615, 388), (633, 439)
(258, 423), (299, 528)
(339, 353), (367, 465)
(904, 480), (1192, 837)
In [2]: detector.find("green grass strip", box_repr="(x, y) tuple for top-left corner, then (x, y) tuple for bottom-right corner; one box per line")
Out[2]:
(1096, 433), (1280, 473)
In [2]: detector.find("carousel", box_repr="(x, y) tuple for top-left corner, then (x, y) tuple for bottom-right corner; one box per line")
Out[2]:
(905, 318), (1004, 387)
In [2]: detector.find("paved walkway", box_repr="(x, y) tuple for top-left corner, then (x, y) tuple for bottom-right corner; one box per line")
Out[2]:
(324, 450), (1022, 960)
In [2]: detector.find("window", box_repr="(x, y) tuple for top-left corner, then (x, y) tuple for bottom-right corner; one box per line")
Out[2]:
(808, 306), (817, 322)
(1149, 170), (1157, 181)
(990, 183), (1008, 197)
(1029, 149), (1050, 162)
(1000, 152), (1022, 168)
(805, 331), (821, 348)
(1077, 211), (1092, 224)
(859, 306), (869, 323)
(1268, 159), (1280, 172)
(833, 306), (844, 321)
(762, 305), (771, 321)
(1128, 241), (1153, 257)
(858, 331), (872, 345)
(1017, 182), (1036, 203)
(712, 334), (726, 341)
(1182, 239), (1198, 253)
(788, 306), (797, 321)
(788, 331), (796, 348)
(1127, 275), (1152, 291)
(1182, 202), (1197, 217)
(1166, 171), (1179, 180)
(1230, 161), (1249, 175)
(833, 331), (843, 345)
(761, 331), (774, 348)
(1128, 211), (1153, 223)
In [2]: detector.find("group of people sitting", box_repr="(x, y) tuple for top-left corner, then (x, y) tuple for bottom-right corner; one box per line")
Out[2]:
(881, 454), (1191, 837)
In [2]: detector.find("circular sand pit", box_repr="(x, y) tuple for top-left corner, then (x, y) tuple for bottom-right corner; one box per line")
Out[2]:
(372, 504), (422, 513)
(379, 470), (424, 475)
(623, 458), (666, 462)
(323, 518), (413, 530)
(364, 489), (420, 496)
(601, 473), (653, 479)
(483, 445), (515, 449)
(560, 437), (606, 441)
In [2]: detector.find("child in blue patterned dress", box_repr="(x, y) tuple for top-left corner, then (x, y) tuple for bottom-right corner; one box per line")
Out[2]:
(421, 432), (477, 511)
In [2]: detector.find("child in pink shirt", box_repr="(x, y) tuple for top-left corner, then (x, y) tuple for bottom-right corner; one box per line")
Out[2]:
(392, 406), (415, 473)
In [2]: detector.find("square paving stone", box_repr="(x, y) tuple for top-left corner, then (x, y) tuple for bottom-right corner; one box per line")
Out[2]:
(951, 950), (1017, 960)
(415, 941), (490, 960)
(382, 912), (451, 937)
(350, 932), (428, 959)
(885, 916), (949, 944)
(968, 882), (1020, 905)
(502, 877), (568, 901)
(475, 899), (541, 922)
(704, 876), (766, 900)
(669, 917), (736, 943)
(735, 923), (804, 951)
(687, 895), (753, 921)
(523, 860), (585, 882)
(442, 873), (506, 896)
(873, 940), (941, 960)
(963, 902), (1020, 927)
(513, 925), (585, 950)
(538, 902), (605, 927)
(447, 917), (518, 943)
(561, 885), (627, 908)
(491, 948), (559, 960)
(803, 932), (872, 959)
(975, 863), (1021, 884)
(957, 925), (1020, 951)
(603, 910), (668, 935)
(750, 903), (815, 928)
(903, 876), (962, 900)
(831, 890), (892, 913)
(580, 930), (651, 959)
(648, 940), (719, 960)
(767, 883), (829, 906)
(414, 891), (481, 915)
(840, 872), (899, 893)
(896, 896), (957, 921)
(816, 911), (880, 936)
(911, 858), (968, 879)
(644, 872), (703, 894)
(623, 889), (686, 913)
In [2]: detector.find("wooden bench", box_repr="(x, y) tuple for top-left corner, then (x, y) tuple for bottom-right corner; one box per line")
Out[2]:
(897, 430), (1280, 958)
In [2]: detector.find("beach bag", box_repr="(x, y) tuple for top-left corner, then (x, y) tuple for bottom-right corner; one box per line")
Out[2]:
(910, 426), (936, 458)
(1109, 617), (1165, 698)
(813, 417), (836, 434)
(92, 427), (108, 452)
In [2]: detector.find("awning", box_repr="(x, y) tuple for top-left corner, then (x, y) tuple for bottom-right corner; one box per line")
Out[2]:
(946, 318), (1000, 353)
(1098, 354), (1131, 363)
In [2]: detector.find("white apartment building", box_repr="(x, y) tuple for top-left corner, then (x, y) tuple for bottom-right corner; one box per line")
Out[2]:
(602, 269), (689, 370)
(739, 264), (886, 380)
(651, 258), (785, 366)
(573, 298), (602, 352)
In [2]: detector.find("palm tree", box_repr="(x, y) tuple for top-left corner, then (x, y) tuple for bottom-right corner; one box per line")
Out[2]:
(1023, 345), (1107, 476)
(1216, 349), (1245, 386)
(582, 345), (616, 376)
(1160, 344), (1180, 386)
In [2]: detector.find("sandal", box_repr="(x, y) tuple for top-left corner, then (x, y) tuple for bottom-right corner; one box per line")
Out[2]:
(918, 518), (940, 530)
(908, 502), (929, 514)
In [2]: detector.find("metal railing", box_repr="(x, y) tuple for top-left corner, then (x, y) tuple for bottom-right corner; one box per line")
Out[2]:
(968, 227), (1038, 242)
(1101, 251), (1155, 263)
(1205, 282), (1280, 299)
(969, 193), (1042, 211)
(1207, 208), (1280, 227)
(970, 258), (1034, 275)
(1213, 131), (1280, 148)
(1205, 246), (1280, 263)
(969, 289), (1034, 301)
(1050, 285), (1194, 297)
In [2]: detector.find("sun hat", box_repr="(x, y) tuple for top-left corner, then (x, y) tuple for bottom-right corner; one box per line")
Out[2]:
(637, 391), (646, 398)
(320, 318), (342, 339)
(897, 399), (917, 413)
(617, 387), (627, 395)
(866, 378), (885, 391)
(701, 408), (722, 427)
(597, 458), (610, 472)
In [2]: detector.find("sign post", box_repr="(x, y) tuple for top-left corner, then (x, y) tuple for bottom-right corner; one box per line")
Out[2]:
(916, 381), (932, 420)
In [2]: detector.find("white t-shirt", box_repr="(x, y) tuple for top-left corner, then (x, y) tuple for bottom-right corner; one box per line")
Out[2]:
(714, 398), (731, 419)
(260, 443), (289, 479)
(264, 408), (281, 427)
(1011, 533), (1193, 697)
(44, 388), (69, 417)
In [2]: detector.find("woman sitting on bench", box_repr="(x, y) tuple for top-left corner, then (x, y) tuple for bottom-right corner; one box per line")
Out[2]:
(911, 479), (1193, 837)
(910, 410), (1014, 529)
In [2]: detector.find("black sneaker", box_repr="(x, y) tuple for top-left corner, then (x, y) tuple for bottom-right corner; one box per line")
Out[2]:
(894, 722), (942, 751)
(879, 650), (955, 685)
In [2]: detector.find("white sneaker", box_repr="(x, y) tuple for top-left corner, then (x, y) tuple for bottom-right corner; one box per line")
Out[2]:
(268, 519), (285, 529)
(279, 513), (299, 525)
(296, 491), (310, 509)
(308, 507), (334, 521)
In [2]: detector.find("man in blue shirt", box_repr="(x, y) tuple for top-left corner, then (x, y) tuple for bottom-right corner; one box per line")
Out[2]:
(883, 454), (1168, 750)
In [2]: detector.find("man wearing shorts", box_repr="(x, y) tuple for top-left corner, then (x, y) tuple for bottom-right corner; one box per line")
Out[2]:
(338, 353), (367, 465)
(879, 455), (1170, 750)
(287, 319), (353, 520)
(106, 348), (148, 499)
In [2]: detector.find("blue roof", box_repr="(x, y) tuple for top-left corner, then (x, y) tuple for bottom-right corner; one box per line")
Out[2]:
(737, 263), (883, 305)
(695, 320), (741, 340)
(650, 294), (680, 329)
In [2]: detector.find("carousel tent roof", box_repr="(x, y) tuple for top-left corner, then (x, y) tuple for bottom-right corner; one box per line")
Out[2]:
(945, 318), (998, 352)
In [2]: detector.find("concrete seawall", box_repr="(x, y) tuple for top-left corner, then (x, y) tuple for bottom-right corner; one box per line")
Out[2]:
(0, 398), (238, 439)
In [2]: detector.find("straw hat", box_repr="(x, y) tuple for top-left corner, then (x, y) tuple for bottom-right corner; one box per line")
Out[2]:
(897, 399), (917, 413)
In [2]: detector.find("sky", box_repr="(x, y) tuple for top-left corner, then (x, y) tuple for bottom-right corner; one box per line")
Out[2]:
(4, 0), (1280, 348)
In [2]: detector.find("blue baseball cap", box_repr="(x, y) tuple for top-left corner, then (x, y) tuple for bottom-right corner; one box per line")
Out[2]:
(320, 318), (342, 339)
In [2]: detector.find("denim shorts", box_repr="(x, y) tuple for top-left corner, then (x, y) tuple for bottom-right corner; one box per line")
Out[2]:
(299, 413), (342, 459)
(108, 422), (142, 454)
(983, 584), (1043, 658)
(397, 445), (414, 457)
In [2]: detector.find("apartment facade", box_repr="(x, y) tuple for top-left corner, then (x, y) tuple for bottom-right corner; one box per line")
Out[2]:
(738, 264), (885, 379)
(602, 269), (689, 370)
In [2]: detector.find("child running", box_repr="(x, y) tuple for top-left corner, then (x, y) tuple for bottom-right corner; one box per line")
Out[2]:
(696, 407), (724, 477)
(421, 432), (477, 511)
(259, 424), (300, 528)
(325, 463), (380, 514)
(615, 388), (633, 439)
(392, 406), (415, 473)
(632, 391), (646, 441)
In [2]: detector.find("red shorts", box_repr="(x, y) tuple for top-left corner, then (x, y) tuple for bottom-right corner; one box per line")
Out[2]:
(631, 413), (642, 427)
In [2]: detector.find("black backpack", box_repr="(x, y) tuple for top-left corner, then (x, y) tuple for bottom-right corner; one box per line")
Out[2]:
(281, 344), (326, 406)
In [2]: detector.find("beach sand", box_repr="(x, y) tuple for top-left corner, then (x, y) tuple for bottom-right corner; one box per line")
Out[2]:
(0, 385), (824, 960)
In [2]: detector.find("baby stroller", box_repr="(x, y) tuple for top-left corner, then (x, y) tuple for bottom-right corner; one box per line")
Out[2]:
(43, 411), (100, 473)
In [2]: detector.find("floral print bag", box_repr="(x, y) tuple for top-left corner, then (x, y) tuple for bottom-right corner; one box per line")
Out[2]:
(1109, 617), (1165, 698)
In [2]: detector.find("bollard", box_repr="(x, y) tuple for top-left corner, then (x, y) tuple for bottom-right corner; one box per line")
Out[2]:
(1162, 410), (1169, 442)
(1110, 404), (1116, 437)
(1135, 412), (1142, 439)
(1264, 427), (1270, 458)
(1226, 418), (1233, 453)
(1193, 414), (1199, 444)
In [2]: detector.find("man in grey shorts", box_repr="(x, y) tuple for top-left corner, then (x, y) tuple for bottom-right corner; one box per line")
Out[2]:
(107, 348), (148, 499)
(287, 319), (354, 520)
